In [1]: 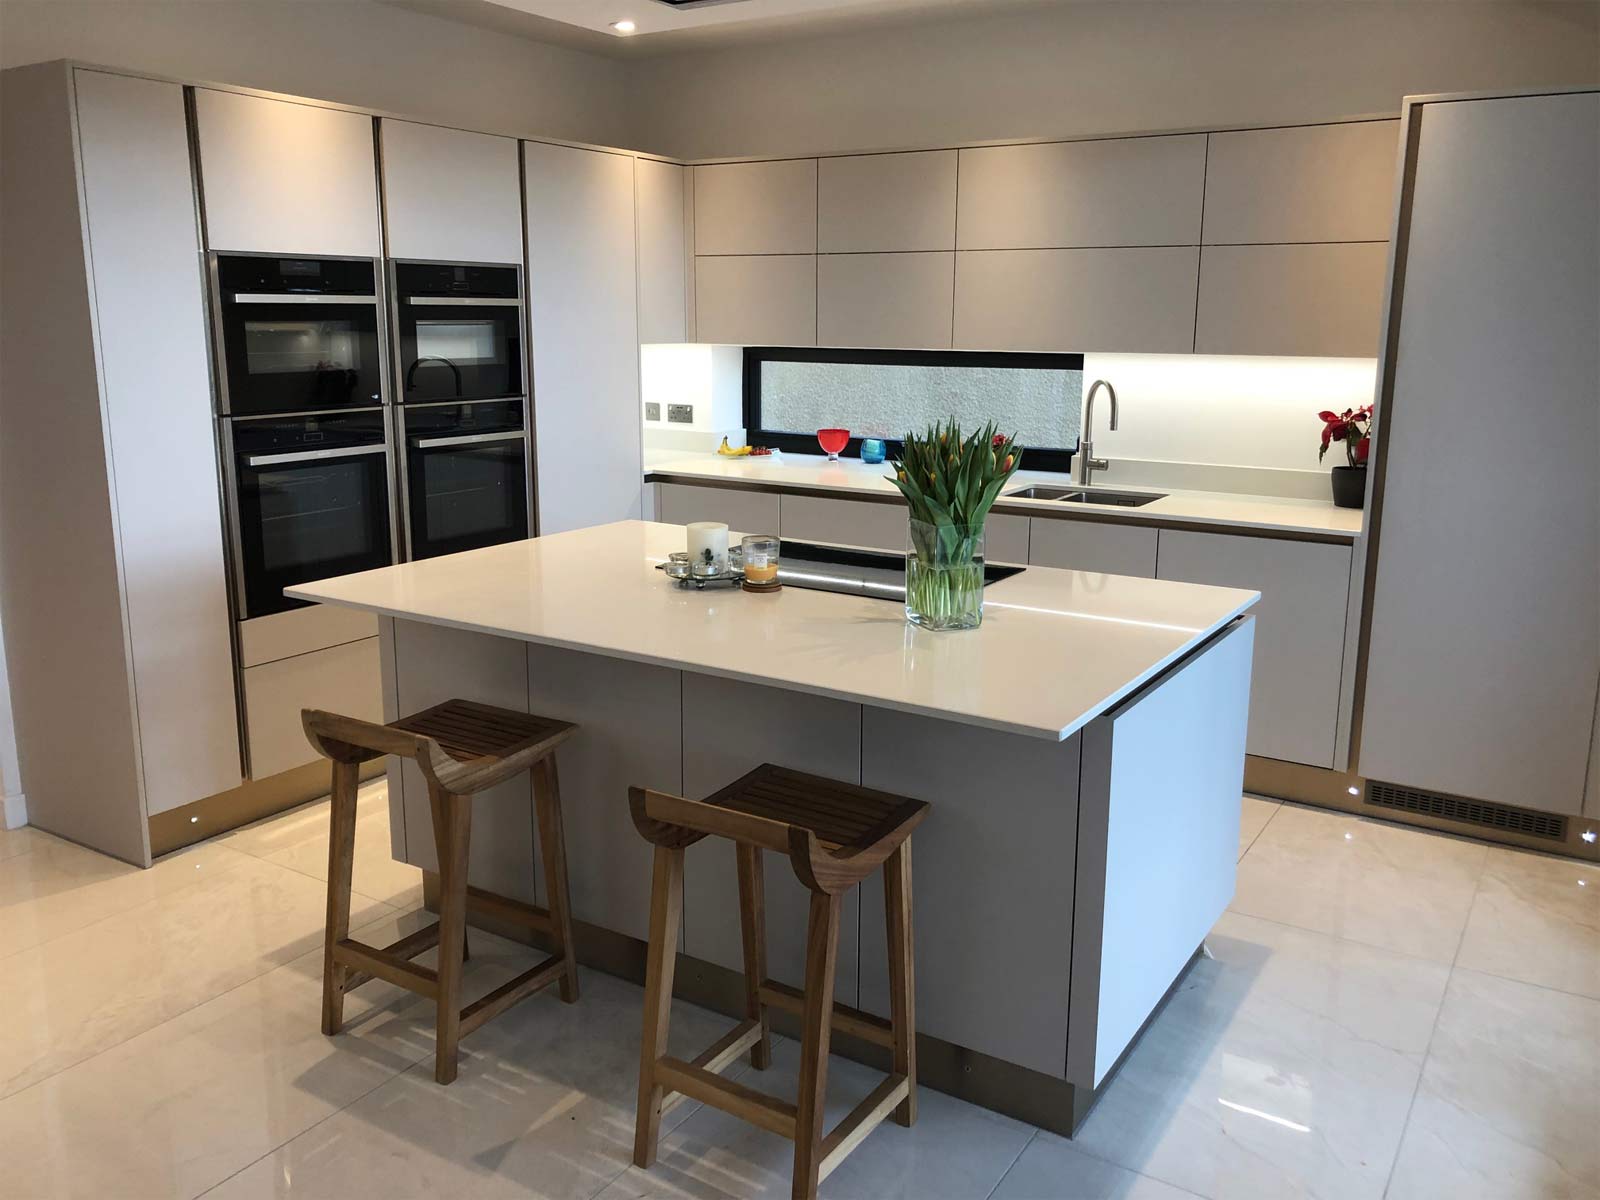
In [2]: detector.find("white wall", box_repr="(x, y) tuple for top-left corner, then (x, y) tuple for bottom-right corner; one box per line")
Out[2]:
(0, 0), (632, 149)
(630, 1), (1600, 159)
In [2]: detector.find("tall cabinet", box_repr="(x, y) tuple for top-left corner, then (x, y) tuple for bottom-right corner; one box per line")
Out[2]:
(1358, 90), (1599, 819)
(0, 65), (240, 863)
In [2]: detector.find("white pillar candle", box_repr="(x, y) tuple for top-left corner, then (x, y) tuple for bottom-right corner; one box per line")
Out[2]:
(686, 521), (729, 574)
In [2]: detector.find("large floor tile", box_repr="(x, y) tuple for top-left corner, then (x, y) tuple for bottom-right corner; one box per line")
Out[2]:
(204, 968), (752, 1200)
(0, 833), (243, 960)
(990, 1133), (1203, 1200)
(1239, 796), (1279, 860)
(1071, 912), (1450, 1200)
(597, 1037), (1034, 1200)
(1385, 968), (1600, 1200)
(220, 781), (387, 860)
(0, 853), (393, 1097)
(1454, 847), (1600, 1000)
(1229, 804), (1487, 962)
(2, 908), (436, 1200)
(0, 823), (52, 862)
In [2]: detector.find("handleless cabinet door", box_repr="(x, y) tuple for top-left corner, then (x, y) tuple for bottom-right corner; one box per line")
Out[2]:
(780, 495), (908, 552)
(693, 159), (817, 256)
(1203, 121), (1400, 245)
(695, 254), (816, 346)
(637, 159), (689, 344)
(1195, 242), (1387, 358)
(817, 252), (953, 349)
(194, 89), (379, 257)
(955, 247), (1198, 353)
(657, 483), (781, 534)
(818, 150), (957, 252)
(525, 142), (640, 534)
(956, 135), (1205, 249)
(1157, 529), (1351, 768)
(380, 120), (521, 264)
(1028, 517), (1158, 578)
(74, 69), (242, 813)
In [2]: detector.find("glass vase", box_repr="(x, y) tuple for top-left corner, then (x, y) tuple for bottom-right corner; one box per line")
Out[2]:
(905, 519), (985, 631)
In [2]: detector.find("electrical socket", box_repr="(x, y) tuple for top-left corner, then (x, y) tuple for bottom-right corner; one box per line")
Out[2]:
(644, 402), (661, 421)
(667, 404), (694, 424)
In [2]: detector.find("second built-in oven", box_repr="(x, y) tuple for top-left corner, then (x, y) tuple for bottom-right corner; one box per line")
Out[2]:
(392, 261), (523, 404)
(398, 399), (530, 560)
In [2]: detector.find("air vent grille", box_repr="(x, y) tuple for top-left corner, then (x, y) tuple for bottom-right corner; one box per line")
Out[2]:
(1366, 780), (1567, 840)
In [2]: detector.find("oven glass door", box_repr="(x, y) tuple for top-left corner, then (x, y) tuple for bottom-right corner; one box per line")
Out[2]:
(404, 400), (529, 560)
(232, 411), (394, 617)
(221, 300), (385, 415)
(398, 301), (523, 403)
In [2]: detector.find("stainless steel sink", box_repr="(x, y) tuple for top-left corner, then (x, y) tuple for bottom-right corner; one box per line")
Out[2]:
(1005, 485), (1165, 508)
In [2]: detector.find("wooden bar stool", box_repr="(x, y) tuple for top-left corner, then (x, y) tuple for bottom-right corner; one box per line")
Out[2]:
(303, 698), (580, 1084)
(628, 763), (928, 1200)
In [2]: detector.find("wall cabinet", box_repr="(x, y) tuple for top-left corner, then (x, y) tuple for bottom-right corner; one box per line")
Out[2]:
(817, 252), (953, 349)
(956, 135), (1206, 249)
(193, 89), (379, 257)
(818, 150), (957, 252)
(525, 142), (640, 534)
(637, 159), (690, 343)
(657, 483), (781, 534)
(1027, 518), (1158, 578)
(954, 247), (1199, 353)
(1156, 530), (1351, 768)
(1195, 242), (1388, 358)
(380, 119), (522, 264)
(1203, 121), (1400, 245)
(695, 254), (816, 345)
(693, 159), (817, 256)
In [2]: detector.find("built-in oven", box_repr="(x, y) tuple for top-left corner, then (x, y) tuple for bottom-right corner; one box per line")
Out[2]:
(391, 261), (523, 404)
(221, 409), (397, 618)
(212, 253), (387, 416)
(397, 398), (530, 560)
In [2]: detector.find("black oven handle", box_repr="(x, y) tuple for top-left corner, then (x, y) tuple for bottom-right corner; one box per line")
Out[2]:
(413, 430), (527, 450)
(404, 296), (521, 307)
(243, 444), (388, 467)
(231, 293), (379, 305)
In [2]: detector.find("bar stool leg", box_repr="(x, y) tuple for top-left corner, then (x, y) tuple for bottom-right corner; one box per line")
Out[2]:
(534, 755), (580, 1004)
(321, 760), (360, 1037)
(884, 841), (917, 1127)
(634, 845), (685, 1169)
(792, 891), (842, 1200)
(735, 843), (773, 1069)
(434, 787), (472, 1084)
(428, 786), (469, 963)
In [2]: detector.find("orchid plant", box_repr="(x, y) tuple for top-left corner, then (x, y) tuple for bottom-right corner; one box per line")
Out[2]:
(1318, 405), (1373, 468)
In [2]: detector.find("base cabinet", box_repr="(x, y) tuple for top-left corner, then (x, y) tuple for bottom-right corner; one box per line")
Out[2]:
(656, 483), (781, 534)
(1156, 529), (1351, 768)
(243, 637), (383, 780)
(1028, 517), (1158, 578)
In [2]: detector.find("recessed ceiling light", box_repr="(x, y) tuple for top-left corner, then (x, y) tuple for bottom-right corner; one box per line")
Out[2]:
(611, 19), (637, 33)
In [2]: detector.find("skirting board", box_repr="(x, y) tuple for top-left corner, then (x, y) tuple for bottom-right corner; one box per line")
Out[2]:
(148, 758), (384, 857)
(3, 790), (26, 830)
(422, 872), (1203, 1137)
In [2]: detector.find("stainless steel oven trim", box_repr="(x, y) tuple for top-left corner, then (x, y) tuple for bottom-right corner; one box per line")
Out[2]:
(230, 292), (379, 305)
(243, 443), (388, 467)
(394, 398), (533, 561)
(404, 296), (521, 306)
(412, 429), (527, 450)
(216, 415), (253, 623)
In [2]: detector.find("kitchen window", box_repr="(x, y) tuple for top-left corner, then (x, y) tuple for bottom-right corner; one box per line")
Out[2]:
(743, 347), (1084, 470)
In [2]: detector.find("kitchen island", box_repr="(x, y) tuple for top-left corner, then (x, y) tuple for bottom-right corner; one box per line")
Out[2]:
(287, 520), (1258, 1133)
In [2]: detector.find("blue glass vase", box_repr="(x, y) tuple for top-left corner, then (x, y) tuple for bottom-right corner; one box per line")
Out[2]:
(860, 437), (887, 464)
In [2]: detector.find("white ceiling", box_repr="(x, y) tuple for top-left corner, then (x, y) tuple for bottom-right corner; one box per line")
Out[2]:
(385, 0), (1061, 56)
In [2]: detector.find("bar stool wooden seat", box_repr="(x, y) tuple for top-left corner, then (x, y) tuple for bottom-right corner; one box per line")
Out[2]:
(303, 698), (580, 1084)
(628, 763), (929, 1200)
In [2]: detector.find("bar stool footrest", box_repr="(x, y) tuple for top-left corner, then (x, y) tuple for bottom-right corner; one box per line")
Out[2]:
(458, 954), (566, 1038)
(819, 1073), (908, 1183)
(654, 1055), (799, 1139)
(757, 979), (894, 1049)
(465, 885), (555, 937)
(334, 936), (441, 998)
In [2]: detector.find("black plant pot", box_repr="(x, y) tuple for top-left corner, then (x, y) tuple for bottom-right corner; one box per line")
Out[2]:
(1330, 465), (1367, 509)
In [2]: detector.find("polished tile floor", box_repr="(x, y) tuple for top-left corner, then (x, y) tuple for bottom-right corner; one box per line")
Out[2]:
(2, 786), (1596, 1199)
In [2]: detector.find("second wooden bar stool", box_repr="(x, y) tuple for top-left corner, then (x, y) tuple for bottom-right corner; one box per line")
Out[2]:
(303, 698), (580, 1084)
(628, 763), (928, 1200)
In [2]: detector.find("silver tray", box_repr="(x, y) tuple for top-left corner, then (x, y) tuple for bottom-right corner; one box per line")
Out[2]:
(656, 561), (746, 589)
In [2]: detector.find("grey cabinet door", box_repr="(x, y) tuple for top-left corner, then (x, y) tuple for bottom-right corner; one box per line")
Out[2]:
(1202, 121), (1400, 245)
(1028, 518), (1158, 578)
(1360, 93), (1600, 814)
(693, 159), (817, 255)
(818, 150), (957, 252)
(817, 252), (953, 349)
(194, 89), (379, 257)
(695, 254), (816, 346)
(636, 159), (689, 344)
(1158, 529), (1351, 768)
(956, 135), (1205, 249)
(1195, 242), (1387, 358)
(381, 119), (522, 264)
(657, 483), (781, 535)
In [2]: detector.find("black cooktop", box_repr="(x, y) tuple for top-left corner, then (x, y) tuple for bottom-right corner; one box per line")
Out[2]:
(776, 540), (1023, 601)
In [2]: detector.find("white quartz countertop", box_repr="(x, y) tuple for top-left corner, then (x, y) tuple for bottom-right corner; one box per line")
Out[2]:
(645, 452), (1363, 540)
(287, 521), (1258, 742)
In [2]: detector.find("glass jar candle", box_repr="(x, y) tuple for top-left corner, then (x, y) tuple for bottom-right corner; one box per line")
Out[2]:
(741, 534), (781, 586)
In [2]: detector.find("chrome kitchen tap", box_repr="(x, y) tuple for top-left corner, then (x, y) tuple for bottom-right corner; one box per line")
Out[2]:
(1076, 379), (1120, 487)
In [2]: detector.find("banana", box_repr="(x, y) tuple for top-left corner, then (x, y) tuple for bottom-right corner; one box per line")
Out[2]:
(716, 437), (753, 457)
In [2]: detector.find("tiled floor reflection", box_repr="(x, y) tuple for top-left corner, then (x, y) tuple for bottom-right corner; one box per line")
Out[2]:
(0, 792), (1594, 1199)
